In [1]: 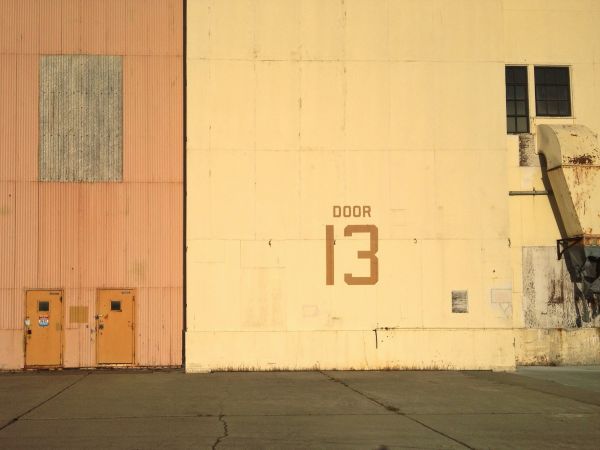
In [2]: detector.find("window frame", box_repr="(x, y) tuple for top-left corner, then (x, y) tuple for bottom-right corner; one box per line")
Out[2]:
(534, 66), (572, 118)
(505, 65), (530, 134)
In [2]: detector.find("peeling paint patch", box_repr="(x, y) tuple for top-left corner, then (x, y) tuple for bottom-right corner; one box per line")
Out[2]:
(519, 133), (539, 167)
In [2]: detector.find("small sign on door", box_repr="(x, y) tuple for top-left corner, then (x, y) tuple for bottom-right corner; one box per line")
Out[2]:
(38, 315), (49, 327)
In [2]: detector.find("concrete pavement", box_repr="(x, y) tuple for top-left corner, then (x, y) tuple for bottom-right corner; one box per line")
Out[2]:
(1, 367), (599, 449)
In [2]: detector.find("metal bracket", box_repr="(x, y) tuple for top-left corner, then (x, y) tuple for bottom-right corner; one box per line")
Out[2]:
(557, 237), (582, 260)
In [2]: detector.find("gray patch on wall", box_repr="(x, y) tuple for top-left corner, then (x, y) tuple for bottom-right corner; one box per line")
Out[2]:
(39, 55), (123, 182)
(452, 291), (468, 313)
(522, 246), (600, 328)
(519, 133), (539, 167)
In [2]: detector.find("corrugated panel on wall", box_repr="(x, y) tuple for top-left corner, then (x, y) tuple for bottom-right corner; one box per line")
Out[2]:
(37, 184), (65, 287)
(0, 289), (19, 330)
(123, 56), (149, 182)
(105, 183), (128, 288)
(0, 55), (16, 181)
(169, 56), (184, 182)
(169, 287), (183, 365)
(126, 0), (150, 56)
(15, 55), (37, 182)
(16, 0), (39, 54)
(79, 184), (109, 288)
(0, 182), (16, 290)
(61, 0), (82, 54)
(125, 183), (149, 287)
(147, 57), (170, 182)
(105, 0), (127, 55)
(58, 185), (80, 288)
(80, 0), (107, 55)
(136, 287), (178, 366)
(39, 0), (62, 54)
(0, 0), (17, 53)
(14, 182), (38, 289)
(147, 184), (171, 286)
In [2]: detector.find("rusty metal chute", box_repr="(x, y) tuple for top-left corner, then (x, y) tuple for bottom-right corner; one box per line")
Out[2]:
(537, 124), (600, 323)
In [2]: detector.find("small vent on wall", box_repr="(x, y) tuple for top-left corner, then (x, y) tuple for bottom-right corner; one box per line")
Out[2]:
(69, 306), (89, 324)
(452, 291), (469, 313)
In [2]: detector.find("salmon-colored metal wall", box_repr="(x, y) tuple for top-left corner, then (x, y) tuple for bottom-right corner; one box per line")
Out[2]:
(0, 0), (183, 369)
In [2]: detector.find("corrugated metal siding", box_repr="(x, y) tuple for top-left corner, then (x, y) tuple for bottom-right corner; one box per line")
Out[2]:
(0, 0), (183, 369)
(0, 182), (15, 289)
(0, 54), (16, 181)
(16, 55), (38, 181)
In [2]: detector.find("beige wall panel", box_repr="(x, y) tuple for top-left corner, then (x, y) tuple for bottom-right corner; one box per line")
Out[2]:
(345, 0), (389, 61)
(0, 0), (17, 53)
(0, 183), (15, 289)
(208, 0), (255, 60)
(186, 60), (210, 150)
(104, 184), (128, 288)
(389, 63), (435, 151)
(504, 5), (596, 64)
(187, 329), (515, 372)
(298, 150), (345, 239)
(240, 267), (286, 330)
(388, 150), (436, 240)
(16, 55), (37, 181)
(255, 0), (300, 60)
(123, 56), (149, 181)
(61, 0), (82, 54)
(256, 61), (300, 150)
(38, 0), (62, 54)
(299, 62), (345, 151)
(300, 0), (344, 61)
(125, 183), (149, 286)
(187, 0), (209, 59)
(80, 0), (107, 54)
(433, 62), (505, 152)
(186, 151), (211, 239)
(345, 62), (390, 150)
(14, 182), (38, 289)
(208, 61), (256, 150)
(209, 150), (256, 240)
(0, 330), (23, 370)
(255, 151), (300, 240)
(0, 55), (16, 181)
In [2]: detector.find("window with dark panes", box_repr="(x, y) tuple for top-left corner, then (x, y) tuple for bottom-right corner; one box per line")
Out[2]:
(535, 67), (571, 117)
(505, 66), (529, 134)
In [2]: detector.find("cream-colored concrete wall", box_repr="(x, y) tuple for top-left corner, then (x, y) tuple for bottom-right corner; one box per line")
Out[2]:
(186, 0), (518, 371)
(504, 0), (600, 335)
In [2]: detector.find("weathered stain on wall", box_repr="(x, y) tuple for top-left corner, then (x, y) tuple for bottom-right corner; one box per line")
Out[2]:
(40, 55), (123, 182)
(522, 246), (600, 329)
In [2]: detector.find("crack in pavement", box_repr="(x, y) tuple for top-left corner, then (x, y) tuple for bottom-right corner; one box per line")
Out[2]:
(0, 371), (91, 433)
(212, 414), (229, 449)
(319, 371), (474, 450)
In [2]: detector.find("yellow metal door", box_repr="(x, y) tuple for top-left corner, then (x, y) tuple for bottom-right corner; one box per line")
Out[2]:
(25, 290), (63, 367)
(96, 289), (135, 364)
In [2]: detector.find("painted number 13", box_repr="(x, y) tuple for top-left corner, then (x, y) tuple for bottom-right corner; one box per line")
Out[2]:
(325, 225), (379, 285)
